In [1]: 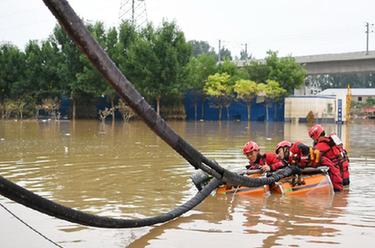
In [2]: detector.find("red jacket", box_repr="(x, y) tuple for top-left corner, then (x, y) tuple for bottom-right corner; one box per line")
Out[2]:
(314, 137), (343, 191)
(247, 152), (284, 171)
(315, 136), (349, 187)
(289, 140), (344, 191)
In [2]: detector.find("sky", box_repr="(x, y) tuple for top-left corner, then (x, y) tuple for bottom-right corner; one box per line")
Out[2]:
(1, 0), (375, 58)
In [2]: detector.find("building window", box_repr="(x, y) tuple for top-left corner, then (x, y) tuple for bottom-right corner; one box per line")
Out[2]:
(358, 96), (362, 102)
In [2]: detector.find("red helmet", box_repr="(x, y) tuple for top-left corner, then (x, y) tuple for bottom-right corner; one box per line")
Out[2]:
(242, 141), (259, 154)
(275, 140), (291, 153)
(308, 124), (324, 140)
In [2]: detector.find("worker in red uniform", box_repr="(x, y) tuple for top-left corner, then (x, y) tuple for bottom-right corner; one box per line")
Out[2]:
(275, 140), (344, 192)
(242, 141), (284, 172)
(308, 124), (350, 187)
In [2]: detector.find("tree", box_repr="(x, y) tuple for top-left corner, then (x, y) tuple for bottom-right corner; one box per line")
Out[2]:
(22, 41), (45, 100)
(185, 53), (217, 120)
(240, 49), (251, 60)
(245, 51), (305, 95)
(52, 24), (84, 120)
(234, 79), (258, 121)
(217, 59), (248, 83)
(189, 40), (216, 57)
(127, 21), (192, 115)
(0, 44), (25, 104)
(116, 21), (139, 76)
(39, 40), (65, 100)
(257, 80), (287, 121)
(219, 47), (232, 61)
(246, 60), (271, 83)
(204, 73), (233, 120)
(266, 51), (306, 94)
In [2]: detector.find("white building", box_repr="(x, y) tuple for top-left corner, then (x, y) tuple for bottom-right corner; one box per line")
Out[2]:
(285, 88), (375, 123)
(285, 96), (337, 123)
(318, 88), (375, 103)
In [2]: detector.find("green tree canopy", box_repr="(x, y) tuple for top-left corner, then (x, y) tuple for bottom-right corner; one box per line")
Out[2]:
(258, 80), (287, 100)
(234, 79), (258, 120)
(266, 51), (306, 94)
(246, 60), (271, 83)
(126, 21), (192, 115)
(188, 40), (216, 57)
(0, 44), (25, 102)
(204, 72), (233, 120)
(258, 80), (287, 121)
(234, 79), (258, 101)
(219, 47), (232, 61)
(245, 51), (305, 95)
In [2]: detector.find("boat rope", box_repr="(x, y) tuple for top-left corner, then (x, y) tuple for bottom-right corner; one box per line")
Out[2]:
(0, 201), (64, 248)
(0, 0), (301, 229)
(231, 185), (241, 204)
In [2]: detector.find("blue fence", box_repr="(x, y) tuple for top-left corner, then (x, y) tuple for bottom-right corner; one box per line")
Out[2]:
(59, 94), (285, 121)
(184, 92), (285, 121)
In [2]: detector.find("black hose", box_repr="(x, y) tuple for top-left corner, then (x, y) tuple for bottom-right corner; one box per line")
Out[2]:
(222, 166), (300, 188)
(0, 175), (221, 228)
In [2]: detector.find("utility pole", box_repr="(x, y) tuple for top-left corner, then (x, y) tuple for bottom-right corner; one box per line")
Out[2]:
(366, 22), (369, 55)
(365, 22), (374, 55)
(131, 0), (135, 25)
(218, 39), (221, 62)
(243, 43), (248, 60)
(119, 0), (148, 28)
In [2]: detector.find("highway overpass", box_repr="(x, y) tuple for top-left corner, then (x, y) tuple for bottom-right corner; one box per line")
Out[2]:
(236, 50), (375, 75)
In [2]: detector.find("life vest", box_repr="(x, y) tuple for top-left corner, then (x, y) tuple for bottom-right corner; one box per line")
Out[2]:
(315, 134), (349, 175)
(289, 142), (320, 168)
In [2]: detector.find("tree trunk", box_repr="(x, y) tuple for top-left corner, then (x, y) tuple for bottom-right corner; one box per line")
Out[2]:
(194, 102), (197, 121)
(265, 103), (269, 122)
(200, 97), (205, 121)
(72, 98), (76, 120)
(274, 103), (277, 121)
(35, 107), (39, 119)
(226, 106), (230, 120)
(218, 106), (222, 121)
(111, 98), (115, 124)
(247, 104), (251, 121)
(156, 96), (161, 115)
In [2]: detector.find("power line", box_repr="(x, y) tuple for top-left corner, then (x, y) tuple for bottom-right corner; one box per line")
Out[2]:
(0, 201), (63, 248)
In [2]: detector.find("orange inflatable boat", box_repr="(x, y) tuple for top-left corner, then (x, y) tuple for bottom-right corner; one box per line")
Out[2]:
(215, 167), (333, 196)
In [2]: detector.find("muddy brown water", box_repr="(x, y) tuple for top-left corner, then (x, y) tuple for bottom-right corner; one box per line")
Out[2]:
(0, 120), (374, 248)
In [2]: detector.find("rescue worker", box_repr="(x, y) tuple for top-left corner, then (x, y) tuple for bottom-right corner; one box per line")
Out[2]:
(308, 124), (350, 187)
(243, 141), (284, 172)
(275, 140), (319, 167)
(275, 140), (344, 192)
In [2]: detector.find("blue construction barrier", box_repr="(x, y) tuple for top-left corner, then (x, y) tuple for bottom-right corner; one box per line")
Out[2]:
(184, 91), (284, 121)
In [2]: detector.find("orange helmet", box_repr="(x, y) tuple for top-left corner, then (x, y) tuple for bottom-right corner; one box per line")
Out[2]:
(242, 141), (259, 154)
(275, 140), (291, 153)
(308, 124), (324, 140)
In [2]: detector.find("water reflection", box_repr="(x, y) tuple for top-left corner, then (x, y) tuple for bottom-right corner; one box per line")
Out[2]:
(0, 120), (375, 247)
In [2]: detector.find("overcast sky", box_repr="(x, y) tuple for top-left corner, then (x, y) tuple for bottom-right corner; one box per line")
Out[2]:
(1, 0), (375, 58)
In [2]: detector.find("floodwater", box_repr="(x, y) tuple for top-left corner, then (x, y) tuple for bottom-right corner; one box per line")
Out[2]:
(0, 120), (374, 248)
